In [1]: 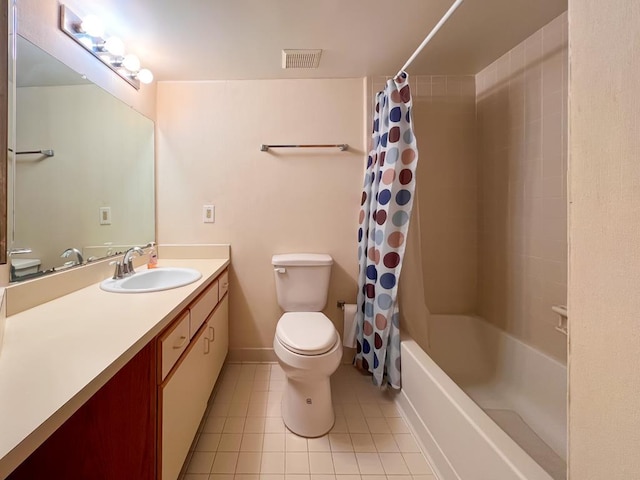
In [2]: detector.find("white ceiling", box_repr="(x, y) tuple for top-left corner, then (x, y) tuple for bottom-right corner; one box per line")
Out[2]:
(61, 0), (567, 81)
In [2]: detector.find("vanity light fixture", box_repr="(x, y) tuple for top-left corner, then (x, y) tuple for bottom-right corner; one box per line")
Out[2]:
(122, 53), (141, 72)
(59, 5), (153, 89)
(80, 15), (105, 38)
(104, 36), (125, 56)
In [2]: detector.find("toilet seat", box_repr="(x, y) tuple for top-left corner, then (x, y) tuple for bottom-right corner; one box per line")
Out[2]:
(276, 312), (338, 356)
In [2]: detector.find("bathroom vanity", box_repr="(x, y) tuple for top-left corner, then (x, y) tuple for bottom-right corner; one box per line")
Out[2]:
(0, 257), (230, 480)
(160, 269), (229, 480)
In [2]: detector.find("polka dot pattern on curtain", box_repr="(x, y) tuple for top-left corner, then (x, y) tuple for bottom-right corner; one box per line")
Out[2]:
(355, 73), (418, 389)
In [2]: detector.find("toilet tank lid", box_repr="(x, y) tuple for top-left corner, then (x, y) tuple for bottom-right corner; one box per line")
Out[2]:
(272, 253), (333, 266)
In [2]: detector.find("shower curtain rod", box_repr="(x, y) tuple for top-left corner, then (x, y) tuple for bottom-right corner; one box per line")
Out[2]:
(396, 0), (464, 77)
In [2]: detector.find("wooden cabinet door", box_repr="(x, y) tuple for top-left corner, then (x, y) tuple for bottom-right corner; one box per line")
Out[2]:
(8, 342), (157, 480)
(207, 294), (229, 388)
(160, 324), (210, 480)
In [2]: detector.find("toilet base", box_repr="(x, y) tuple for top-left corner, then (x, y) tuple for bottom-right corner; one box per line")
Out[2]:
(281, 376), (334, 437)
(273, 332), (342, 438)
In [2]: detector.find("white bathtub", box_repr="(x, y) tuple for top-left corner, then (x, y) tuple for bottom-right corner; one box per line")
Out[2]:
(396, 315), (566, 480)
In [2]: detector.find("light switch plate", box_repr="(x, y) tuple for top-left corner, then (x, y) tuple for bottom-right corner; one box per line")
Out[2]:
(99, 207), (111, 225)
(203, 205), (215, 223)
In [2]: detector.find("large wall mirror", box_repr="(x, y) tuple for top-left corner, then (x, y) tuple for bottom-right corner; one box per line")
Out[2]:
(9, 35), (155, 282)
(0, 0), (8, 266)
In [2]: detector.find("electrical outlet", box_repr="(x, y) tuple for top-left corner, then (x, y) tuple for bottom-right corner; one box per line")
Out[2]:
(99, 206), (111, 225)
(203, 205), (215, 223)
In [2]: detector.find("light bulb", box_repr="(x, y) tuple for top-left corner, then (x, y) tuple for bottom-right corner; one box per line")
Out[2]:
(104, 37), (125, 56)
(79, 36), (95, 50)
(122, 54), (141, 72)
(137, 68), (154, 84)
(81, 15), (104, 38)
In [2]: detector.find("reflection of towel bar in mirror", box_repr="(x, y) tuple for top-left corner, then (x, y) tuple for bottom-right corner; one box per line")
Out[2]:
(260, 143), (348, 152)
(10, 35), (155, 283)
(9, 148), (55, 157)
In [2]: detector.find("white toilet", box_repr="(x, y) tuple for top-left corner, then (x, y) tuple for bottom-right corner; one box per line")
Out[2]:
(272, 253), (343, 437)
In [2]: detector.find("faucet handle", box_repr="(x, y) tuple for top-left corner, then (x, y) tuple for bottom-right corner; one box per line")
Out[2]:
(110, 261), (123, 280)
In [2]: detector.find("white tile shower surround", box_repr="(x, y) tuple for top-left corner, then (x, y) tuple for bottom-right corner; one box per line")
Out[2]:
(180, 363), (436, 480)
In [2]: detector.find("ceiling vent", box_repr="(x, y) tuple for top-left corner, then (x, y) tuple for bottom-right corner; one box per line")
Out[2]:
(282, 49), (322, 69)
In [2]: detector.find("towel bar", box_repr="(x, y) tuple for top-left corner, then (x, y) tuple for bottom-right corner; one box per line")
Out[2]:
(260, 143), (348, 152)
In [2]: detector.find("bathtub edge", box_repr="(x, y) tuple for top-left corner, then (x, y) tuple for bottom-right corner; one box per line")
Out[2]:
(399, 337), (554, 480)
(396, 387), (460, 480)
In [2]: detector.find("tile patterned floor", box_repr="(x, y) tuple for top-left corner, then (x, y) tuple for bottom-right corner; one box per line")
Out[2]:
(180, 363), (437, 480)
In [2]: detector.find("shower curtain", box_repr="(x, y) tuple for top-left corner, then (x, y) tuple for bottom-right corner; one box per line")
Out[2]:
(355, 73), (419, 388)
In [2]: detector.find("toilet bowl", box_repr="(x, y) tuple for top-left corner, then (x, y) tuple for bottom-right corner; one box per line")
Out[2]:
(272, 253), (342, 437)
(274, 312), (343, 437)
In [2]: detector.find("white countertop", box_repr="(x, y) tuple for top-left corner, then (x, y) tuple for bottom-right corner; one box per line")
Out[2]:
(0, 258), (229, 479)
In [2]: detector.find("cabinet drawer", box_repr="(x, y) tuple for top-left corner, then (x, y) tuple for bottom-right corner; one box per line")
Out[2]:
(189, 280), (219, 338)
(160, 311), (190, 381)
(218, 270), (229, 298)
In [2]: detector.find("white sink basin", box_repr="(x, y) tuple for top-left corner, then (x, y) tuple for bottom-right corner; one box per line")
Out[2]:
(100, 267), (202, 293)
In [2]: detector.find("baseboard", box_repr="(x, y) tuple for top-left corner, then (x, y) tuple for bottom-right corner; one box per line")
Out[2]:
(228, 348), (278, 363)
(396, 389), (458, 480)
(341, 347), (356, 364)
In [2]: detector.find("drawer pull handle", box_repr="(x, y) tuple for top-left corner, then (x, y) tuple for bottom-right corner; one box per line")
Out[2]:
(209, 325), (215, 341)
(173, 335), (188, 349)
(222, 282), (229, 288)
(204, 337), (211, 354)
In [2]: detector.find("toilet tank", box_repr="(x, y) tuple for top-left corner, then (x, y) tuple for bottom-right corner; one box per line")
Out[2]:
(272, 253), (333, 312)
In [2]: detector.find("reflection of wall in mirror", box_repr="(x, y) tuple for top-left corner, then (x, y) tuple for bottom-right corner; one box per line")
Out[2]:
(14, 84), (155, 272)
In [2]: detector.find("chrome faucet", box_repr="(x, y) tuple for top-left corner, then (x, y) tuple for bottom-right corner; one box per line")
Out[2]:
(122, 246), (144, 276)
(61, 247), (83, 265)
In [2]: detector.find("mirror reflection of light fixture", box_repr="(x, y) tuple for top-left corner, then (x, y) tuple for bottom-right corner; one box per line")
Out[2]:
(59, 5), (154, 89)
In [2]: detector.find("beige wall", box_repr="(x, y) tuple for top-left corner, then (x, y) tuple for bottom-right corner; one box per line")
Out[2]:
(476, 13), (568, 362)
(569, 1), (640, 478)
(14, 85), (154, 272)
(156, 79), (364, 357)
